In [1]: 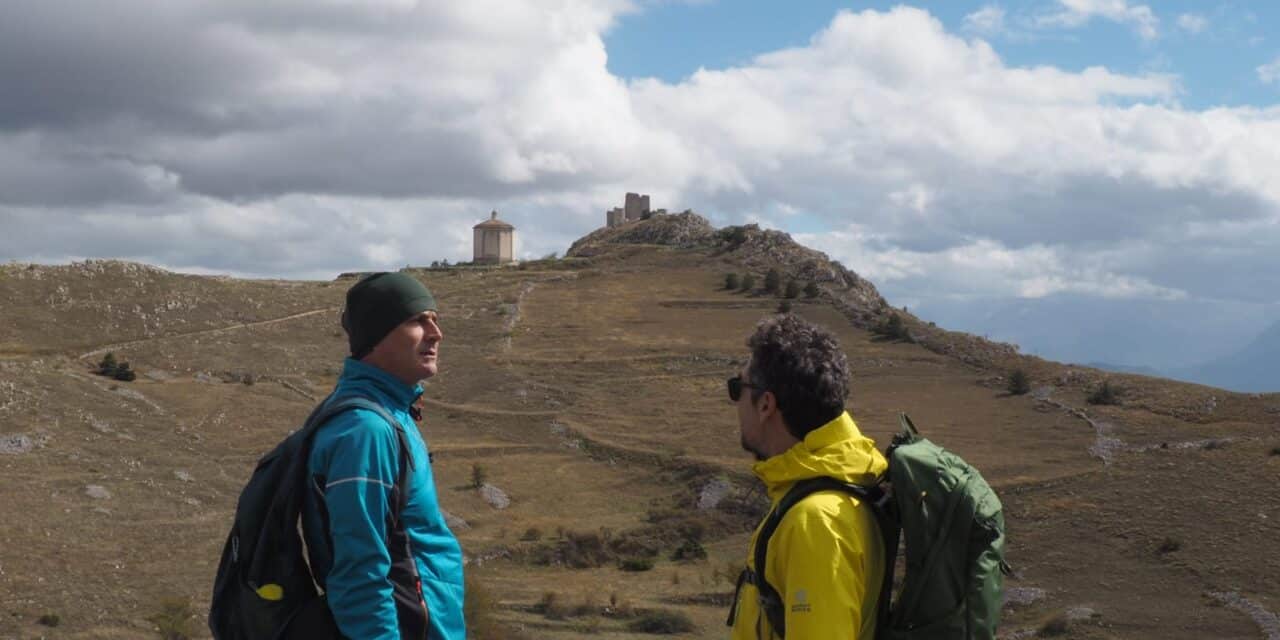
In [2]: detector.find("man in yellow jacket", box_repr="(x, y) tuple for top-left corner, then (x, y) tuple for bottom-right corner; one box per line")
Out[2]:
(728, 314), (887, 640)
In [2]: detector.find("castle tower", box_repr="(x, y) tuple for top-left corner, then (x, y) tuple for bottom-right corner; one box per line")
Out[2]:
(473, 211), (515, 264)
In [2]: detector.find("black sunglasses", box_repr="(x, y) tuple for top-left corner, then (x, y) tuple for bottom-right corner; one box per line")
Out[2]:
(726, 375), (761, 402)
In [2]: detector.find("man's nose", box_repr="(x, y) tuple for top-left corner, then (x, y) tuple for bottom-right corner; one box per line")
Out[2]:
(426, 319), (443, 340)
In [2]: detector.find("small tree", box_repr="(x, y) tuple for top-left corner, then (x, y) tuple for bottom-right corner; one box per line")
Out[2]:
(740, 274), (756, 292)
(764, 268), (781, 294)
(777, 300), (793, 313)
(1007, 369), (1031, 396)
(97, 352), (118, 376)
(470, 463), (488, 489)
(1087, 380), (1120, 405)
(784, 279), (801, 299)
(875, 313), (909, 341)
(724, 273), (740, 290)
(804, 281), (820, 298)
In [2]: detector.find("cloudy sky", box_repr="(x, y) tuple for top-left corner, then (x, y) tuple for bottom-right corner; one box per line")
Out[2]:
(4, 0), (1280, 372)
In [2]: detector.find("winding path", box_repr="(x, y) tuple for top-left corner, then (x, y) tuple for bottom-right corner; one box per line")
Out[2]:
(75, 306), (340, 361)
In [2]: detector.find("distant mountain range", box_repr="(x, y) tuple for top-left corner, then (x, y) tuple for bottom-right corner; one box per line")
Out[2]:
(1084, 321), (1280, 393)
(1170, 319), (1280, 393)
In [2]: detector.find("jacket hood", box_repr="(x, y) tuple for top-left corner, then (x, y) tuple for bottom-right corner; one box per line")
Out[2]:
(752, 411), (886, 504)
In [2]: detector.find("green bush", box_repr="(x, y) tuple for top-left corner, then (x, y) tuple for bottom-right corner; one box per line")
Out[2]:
(803, 281), (820, 298)
(784, 279), (801, 299)
(97, 352), (117, 376)
(113, 363), (137, 382)
(470, 463), (488, 489)
(776, 300), (793, 314)
(724, 273), (740, 290)
(147, 598), (197, 640)
(1086, 381), (1120, 405)
(619, 557), (655, 572)
(1270, 446), (1280, 457)
(874, 313), (911, 341)
(1157, 537), (1181, 554)
(466, 574), (533, 639)
(764, 268), (781, 294)
(1007, 370), (1031, 396)
(519, 526), (542, 541)
(627, 609), (697, 634)
(670, 538), (707, 562)
(740, 274), (756, 292)
(37, 613), (59, 627)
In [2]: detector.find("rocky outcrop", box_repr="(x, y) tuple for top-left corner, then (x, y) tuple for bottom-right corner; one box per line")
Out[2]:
(566, 212), (716, 257)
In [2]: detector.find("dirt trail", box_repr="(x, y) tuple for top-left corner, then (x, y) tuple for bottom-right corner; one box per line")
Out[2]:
(75, 306), (340, 360)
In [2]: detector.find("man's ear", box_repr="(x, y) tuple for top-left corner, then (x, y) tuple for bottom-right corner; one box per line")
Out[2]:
(757, 390), (777, 418)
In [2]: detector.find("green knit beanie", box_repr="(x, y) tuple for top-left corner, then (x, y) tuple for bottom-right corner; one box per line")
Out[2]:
(342, 272), (438, 358)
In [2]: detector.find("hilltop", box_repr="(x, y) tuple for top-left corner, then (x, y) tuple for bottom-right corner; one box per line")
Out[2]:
(1, 223), (1278, 639)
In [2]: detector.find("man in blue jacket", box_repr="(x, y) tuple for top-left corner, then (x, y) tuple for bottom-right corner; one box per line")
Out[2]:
(302, 272), (465, 640)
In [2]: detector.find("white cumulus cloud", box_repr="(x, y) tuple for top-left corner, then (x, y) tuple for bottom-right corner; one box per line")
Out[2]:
(1039, 0), (1160, 41)
(1176, 12), (1207, 34)
(963, 5), (1006, 35)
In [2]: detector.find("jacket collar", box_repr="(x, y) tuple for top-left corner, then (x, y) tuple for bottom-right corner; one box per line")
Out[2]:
(751, 411), (887, 503)
(339, 357), (424, 409)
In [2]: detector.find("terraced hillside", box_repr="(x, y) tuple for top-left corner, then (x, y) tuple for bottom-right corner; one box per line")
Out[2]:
(1, 220), (1278, 639)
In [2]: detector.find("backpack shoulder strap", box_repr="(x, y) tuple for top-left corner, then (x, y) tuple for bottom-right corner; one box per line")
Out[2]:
(746, 477), (892, 639)
(305, 395), (416, 515)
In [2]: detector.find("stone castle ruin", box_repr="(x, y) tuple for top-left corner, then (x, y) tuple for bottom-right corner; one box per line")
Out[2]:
(606, 192), (667, 228)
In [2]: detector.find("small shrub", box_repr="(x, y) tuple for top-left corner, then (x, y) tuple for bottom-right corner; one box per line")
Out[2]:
(874, 313), (911, 341)
(1202, 439), (1228, 450)
(1038, 611), (1070, 636)
(764, 268), (781, 294)
(97, 352), (117, 376)
(470, 463), (487, 489)
(519, 526), (542, 542)
(537, 591), (574, 620)
(1087, 381), (1120, 405)
(627, 609), (697, 634)
(1007, 369), (1031, 396)
(1157, 537), (1182, 555)
(740, 274), (756, 292)
(784, 279), (801, 299)
(803, 281), (820, 298)
(776, 300), (793, 314)
(543, 251), (559, 260)
(37, 613), (59, 627)
(113, 363), (137, 382)
(619, 556), (655, 572)
(1270, 446), (1280, 457)
(671, 539), (707, 562)
(722, 226), (749, 247)
(724, 273), (740, 290)
(147, 597), (197, 640)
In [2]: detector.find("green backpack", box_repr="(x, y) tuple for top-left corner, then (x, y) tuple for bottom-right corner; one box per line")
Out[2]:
(731, 414), (1010, 639)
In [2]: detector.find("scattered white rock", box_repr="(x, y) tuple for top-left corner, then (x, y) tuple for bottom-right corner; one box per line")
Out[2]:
(145, 370), (173, 382)
(441, 509), (471, 531)
(1065, 606), (1099, 622)
(174, 470), (194, 482)
(1003, 586), (1047, 608)
(697, 477), (733, 511)
(0, 434), (33, 454)
(479, 483), (510, 510)
(1031, 386), (1055, 401)
(85, 485), (111, 500)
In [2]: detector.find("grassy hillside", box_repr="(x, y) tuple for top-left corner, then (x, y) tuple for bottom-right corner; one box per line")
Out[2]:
(1, 238), (1278, 639)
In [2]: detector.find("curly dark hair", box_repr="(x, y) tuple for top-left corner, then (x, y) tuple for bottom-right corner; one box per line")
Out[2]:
(746, 314), (850, 440)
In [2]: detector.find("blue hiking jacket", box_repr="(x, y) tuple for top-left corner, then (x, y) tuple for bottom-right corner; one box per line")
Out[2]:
(304, 358), (465, 640)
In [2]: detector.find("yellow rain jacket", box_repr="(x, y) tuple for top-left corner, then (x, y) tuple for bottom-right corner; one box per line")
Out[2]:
(729, 411), (887, 640)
